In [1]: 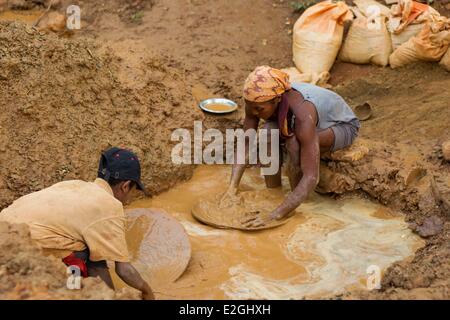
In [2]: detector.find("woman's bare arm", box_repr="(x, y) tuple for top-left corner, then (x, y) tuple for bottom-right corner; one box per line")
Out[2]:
(228, 104), (259, 191)
(269, 105), (320, 218)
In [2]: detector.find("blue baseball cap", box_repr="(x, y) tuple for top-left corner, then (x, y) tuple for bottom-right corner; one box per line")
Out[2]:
(98, 147), (148, 196)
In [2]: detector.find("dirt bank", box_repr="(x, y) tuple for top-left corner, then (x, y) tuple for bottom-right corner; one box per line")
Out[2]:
(0, 21), (203, 209)
(64, 0), (294, 131)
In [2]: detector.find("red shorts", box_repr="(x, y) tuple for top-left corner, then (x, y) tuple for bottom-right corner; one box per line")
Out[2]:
(62, 253), (88, 278)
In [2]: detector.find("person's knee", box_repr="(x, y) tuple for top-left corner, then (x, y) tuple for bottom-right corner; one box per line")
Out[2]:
(349, 126), (359, 145)
(330, 122), (359, 152)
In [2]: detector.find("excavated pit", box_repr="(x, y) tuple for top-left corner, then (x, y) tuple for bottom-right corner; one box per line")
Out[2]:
(1, 1), (449, 300)
(123, 165), (423, 300)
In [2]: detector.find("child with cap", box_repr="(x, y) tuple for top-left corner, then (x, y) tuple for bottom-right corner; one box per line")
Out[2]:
(0, 147), (154, 299)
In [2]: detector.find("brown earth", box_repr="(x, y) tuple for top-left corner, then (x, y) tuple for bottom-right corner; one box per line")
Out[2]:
(0, 0), (449, 299)
(0, 20), (203, 210)
(59, 0), (295, 131)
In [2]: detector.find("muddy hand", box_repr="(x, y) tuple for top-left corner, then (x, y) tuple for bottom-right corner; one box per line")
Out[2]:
(242, 211), (270, 228)
(242, 210), (287, 228)
(219, 187), (239, 209)
(142, 289), (155, 300)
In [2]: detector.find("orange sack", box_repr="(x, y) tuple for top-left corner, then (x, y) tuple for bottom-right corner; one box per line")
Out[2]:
(390, 0), (438, 33)
(293, 1), (352, 81)
(389, 16), (450, 68)
(440, 47), (450, 72)
(389, 0), (441, 50)
(339, 7), (392, 67)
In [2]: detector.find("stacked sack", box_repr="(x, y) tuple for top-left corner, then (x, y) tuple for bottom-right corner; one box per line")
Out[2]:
(281, 67), (337, 88)
(339, 0), (392, 67)
(389, 14), (450, 68)
(292, 0), (352, 85)
(440, 46), (450, 71)
(388, 0), (441, 50)
(288, 0), (449, 84)
(352, 0), (392, 19)
(387, 0), (450, 69)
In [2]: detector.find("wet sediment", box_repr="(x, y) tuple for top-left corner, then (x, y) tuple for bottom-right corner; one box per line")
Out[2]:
(125, 165), (423, 300)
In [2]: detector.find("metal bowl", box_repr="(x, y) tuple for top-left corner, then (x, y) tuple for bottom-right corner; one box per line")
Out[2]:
(198, 98), (238, 114)
(354, 102), (373, 121)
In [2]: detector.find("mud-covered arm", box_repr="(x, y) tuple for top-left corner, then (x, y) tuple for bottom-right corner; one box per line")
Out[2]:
(228, 104), (260, 191)
(115, 262), (155, 300)
(271, 102), (320, 218)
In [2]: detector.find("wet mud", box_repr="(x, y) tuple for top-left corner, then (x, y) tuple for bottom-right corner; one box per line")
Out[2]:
(192, 189), (291, 231)
(124, 209), (191, 287)
(126, 165), (423, 300)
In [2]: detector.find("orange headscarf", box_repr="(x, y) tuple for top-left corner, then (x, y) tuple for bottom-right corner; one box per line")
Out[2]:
(243, 66), (291, 103)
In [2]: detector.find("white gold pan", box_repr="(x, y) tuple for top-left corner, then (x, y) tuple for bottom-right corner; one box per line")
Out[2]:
(198, 98), (238, 114)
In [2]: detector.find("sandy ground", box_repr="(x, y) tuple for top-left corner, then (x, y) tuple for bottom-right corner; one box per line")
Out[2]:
(0, 0), (449, 299)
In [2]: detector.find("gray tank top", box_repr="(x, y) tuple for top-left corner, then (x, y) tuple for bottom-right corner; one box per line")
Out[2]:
(291, 82), (359, 129)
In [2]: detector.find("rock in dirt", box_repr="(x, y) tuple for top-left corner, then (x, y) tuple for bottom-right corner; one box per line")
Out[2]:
(414, 216), (444, 238)
(442, 141), (450, 161)
(316, 163), (356, 194)
(431, 175), (450, 214)
(328, 138), (370, 162)
(319, 140), (433, 206)
(36, 11), (66, 32)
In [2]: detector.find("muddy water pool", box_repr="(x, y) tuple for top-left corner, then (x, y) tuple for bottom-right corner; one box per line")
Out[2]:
(121, 165), (423, 299)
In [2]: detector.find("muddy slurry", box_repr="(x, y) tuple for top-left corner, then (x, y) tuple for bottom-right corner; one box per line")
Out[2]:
(192, 189), (291, 231)
(124, 209), (191, 288)
(124, 165), (423, 300)
(202, 104), (235, 113)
